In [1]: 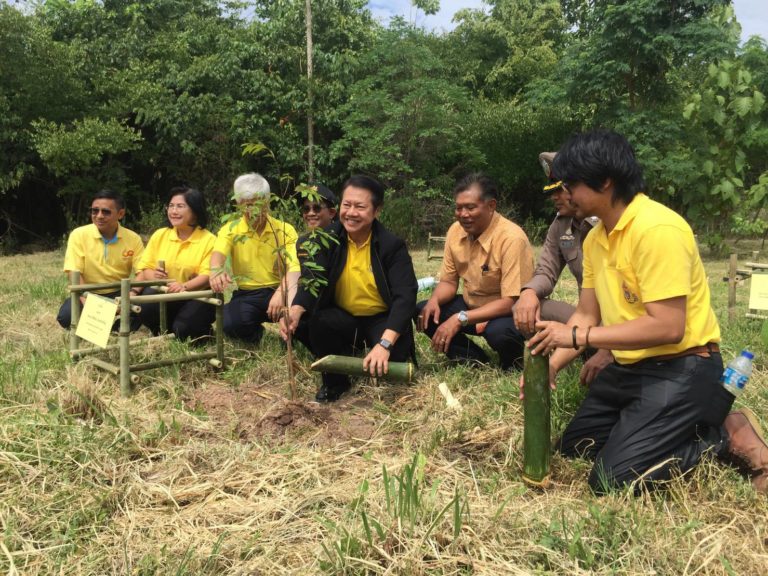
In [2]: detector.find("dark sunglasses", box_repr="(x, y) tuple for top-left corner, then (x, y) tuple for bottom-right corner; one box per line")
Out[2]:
(90, 207), (113, 216)
(301, 203), (325, 214)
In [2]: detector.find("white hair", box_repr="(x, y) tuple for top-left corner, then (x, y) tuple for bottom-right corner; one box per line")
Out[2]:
(233, 173), (270, 202)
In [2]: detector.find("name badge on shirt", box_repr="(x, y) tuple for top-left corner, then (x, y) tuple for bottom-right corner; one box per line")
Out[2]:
(559, 233), (575, 251)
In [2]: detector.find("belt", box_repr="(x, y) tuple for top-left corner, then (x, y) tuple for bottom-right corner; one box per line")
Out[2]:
(646, 342), (720, 363)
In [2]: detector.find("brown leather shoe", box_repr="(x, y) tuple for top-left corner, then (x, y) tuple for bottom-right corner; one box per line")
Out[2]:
(724, 408), (768, 492)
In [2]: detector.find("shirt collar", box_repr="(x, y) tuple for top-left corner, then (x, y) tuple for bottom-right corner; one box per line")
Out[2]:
(612, 193), (648, 233)
(91, 222), (122, 240)
(171, 226), (202, 243)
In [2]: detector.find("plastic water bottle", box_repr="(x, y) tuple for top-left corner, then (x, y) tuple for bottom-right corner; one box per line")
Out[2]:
(721, 350), (754, 397)
(417, 276), (436, 292)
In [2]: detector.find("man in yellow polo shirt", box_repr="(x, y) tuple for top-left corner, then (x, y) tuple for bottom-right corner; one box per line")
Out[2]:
(210, 173), (300, 344)
(529, 130), (768, 494)
(417, 173), (534, 370)
(57, 189), (144, 330)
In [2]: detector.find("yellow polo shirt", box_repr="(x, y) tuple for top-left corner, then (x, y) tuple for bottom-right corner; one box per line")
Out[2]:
(137, 227), (216, 282)
(63, 223), (144, 293)
(335, 233), (387, 316)
(582, 193), (720, 364)
(439, 212), (534, 309)
(213, 215), (300, 290)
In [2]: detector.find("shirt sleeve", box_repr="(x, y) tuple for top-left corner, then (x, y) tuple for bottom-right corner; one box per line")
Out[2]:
(136, 230), (160, 272)
(62, 228), (85, 273)
(522, 218), (565, 298)
(438, 225), (459, 284)
(283, 224), (301, 273)
(212, 221), (236, 257)
(196, 233), (216, 277)
(581, 234), (595, 290)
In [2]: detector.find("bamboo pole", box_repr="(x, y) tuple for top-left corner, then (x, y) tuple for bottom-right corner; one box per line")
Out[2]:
(129, 290), (221, 306)
(215, 293), (225, 369)
(70, 333), (175, 358)
(310, 355), (415, 382)
(89, 357), (119, 375)
(522, 345), (551, 487)
(728, 253), (738, 323)
(68, 279), (169, 293)
(119, 278), (132, 396)
(129, 352), (217, 373)
(69, 270), (81, 354)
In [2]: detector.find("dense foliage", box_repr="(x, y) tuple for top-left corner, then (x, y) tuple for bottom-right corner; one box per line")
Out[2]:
(1, 0), (766, 250)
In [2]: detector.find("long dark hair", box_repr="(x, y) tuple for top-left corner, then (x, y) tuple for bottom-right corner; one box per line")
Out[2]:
(166, 186), (209, 229)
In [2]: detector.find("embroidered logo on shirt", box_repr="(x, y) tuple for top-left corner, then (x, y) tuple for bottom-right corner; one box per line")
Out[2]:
(622, 281), (639, 304)
(122, 249), (134, 258)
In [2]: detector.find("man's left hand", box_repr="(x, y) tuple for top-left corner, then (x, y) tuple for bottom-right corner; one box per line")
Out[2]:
(363, 344), (390, 377)
(432, 314), (461, 354)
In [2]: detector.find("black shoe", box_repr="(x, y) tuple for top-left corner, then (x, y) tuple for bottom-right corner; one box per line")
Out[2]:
(315, 381), (351, 402)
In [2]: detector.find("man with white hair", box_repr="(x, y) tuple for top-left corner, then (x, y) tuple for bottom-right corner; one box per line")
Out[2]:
(210, 173), (301, 343)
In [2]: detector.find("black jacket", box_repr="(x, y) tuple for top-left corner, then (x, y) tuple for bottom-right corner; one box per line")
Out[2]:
(294, 219), (417, 336)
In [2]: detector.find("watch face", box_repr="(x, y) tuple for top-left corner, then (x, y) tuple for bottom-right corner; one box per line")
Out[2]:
(380, 338), (392, 350)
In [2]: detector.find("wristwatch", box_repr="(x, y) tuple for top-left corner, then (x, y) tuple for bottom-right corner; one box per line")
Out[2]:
(458, 310), (469, 326)
(379, 338), (392, 351)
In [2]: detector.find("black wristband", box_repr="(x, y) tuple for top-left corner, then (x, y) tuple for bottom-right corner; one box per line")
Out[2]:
(585, 326), (592, 348)
(572, 325), (579, 349)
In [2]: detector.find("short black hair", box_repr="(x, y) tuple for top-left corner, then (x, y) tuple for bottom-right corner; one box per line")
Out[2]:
(552, 130), (645, 205)
(453, 173), (498, 201)
(93, 189), (125, 210)
(342, 175), (385, 208)
(167, 186), (209, 229)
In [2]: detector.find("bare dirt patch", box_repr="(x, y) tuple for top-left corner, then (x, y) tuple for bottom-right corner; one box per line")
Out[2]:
(188, 381), (380, 446)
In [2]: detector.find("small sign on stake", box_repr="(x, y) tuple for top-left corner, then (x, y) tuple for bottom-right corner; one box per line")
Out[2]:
(75, 293), (118, 348)
(749, 271), (768, 311)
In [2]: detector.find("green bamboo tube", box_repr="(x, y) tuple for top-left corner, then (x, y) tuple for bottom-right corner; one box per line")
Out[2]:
(70, 334), (174, 358)
(129, 290), (219, 305)
(310, 355), (415, 382)
(214, 294), (225, 368)
(119, 278), (132, 396)
(69, 270), (81, 354)
(129, 352), (216, 373)
(89, 357), (119, 375)
(522, 345), (551, 487)
(68, 279), (169, 293)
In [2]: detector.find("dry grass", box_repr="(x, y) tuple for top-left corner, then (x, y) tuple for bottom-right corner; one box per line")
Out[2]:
(0, 246), (766, 574)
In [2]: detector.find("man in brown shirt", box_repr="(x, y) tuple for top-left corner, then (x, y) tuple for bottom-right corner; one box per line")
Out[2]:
(417, 173), (534, 369)
(514, 151), (598, 331)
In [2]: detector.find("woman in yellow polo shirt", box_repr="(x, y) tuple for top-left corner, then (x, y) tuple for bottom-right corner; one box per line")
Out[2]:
(135, 186), (216, 341)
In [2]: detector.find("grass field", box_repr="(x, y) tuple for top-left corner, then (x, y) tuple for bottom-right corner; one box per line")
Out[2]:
(1, 246), (767, 575)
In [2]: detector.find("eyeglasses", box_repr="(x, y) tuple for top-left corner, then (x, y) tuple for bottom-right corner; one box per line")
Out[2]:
(301, 203), (325, 214)
(90, 208), (113, 216)
(167, 203), (188, 210)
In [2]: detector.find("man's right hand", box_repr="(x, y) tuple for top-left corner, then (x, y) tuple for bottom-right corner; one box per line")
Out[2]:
(279, 305), (305, 341)
(209, 271), (231, 293)
(513, 289), (541, 336)
(419, 297), (441, 331)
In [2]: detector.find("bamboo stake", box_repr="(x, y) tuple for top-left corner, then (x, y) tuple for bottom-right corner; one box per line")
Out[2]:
(129, 352), (217, 373)
(68, 279), (169, 293)
(89, 357), (119, 375)
(215, 293), (225, 369)
(129, 290), (221, 305)
(70, 333), (175, 358)
(119, 278), (132, 396)
(310, 355), (415, 382)
(728, 253), (737, 323)
(522, 345), (551, 487)
(69, 270), (81, 354)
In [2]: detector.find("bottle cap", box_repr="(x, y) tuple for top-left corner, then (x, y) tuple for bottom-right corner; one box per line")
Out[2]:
(741, 350), (754, 360)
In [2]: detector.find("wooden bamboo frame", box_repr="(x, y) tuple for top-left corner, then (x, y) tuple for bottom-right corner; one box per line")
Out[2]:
(67, 272), (226, 396)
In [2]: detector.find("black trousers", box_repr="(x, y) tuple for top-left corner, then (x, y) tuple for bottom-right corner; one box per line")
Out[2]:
(558, 352), (732, 494)
(138, 287), (215, 341)
(309, 307), (414, 389)
(415, 295), (525, 369)
(57, 291), (141, 332)
(223, 288), (275, 344)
